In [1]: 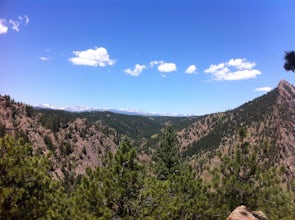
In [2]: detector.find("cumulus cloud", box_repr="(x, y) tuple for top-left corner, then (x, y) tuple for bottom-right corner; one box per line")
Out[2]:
(185, 65), (197, 74)
(228, 58), (255, 69)
(0, 19), (8, 34)
(69, 47), (115, 67)
(150, 60), (177, 72)
(148, 60), (177, 76)
(255, 87), (272, 92)
(158, 62), (177, 73)
(205, 58), (261, 81)
(125, 64), (146, 76)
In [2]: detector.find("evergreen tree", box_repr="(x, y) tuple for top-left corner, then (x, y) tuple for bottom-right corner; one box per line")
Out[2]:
(166, 166), (211, 219)
(0, 135), (66, 220)
(0, 123), (5, 138)
(138, 168), (212, 219)
(72, 139), (145, 219)
(143, 125), (211, 219)
(284, 50), (295, 72)
(209, 130), (295, 219)
(153, 125), (182, 180)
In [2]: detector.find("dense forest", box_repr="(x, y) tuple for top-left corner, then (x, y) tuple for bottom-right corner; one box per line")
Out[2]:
(1, 126), (294, 219)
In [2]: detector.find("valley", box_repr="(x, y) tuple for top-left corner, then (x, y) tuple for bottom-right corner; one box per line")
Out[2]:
(1, 79), (295, 219)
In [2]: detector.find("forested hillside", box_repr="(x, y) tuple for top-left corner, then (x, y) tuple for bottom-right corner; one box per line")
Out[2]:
(1, 128), (294, 219)
(180, 80), (295, 179)
(1, 80), (295, 219)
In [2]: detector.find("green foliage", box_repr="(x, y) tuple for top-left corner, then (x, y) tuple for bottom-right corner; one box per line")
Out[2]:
(37, 109), (74, 132)
(76, 111), (197, 141)
(71, 139), (145, 219)
(70, 131), (213, 219)
(25, 105), (34, 118)
(139, 170), (212, 219)
(284, 50), (295, 72)
(153, 125), (182, 180)
(209, 135), (295, 219)
(60, 142), (74, 156)
(184, 120), (225, 157)
(0, 123), (6, 138)
(4, 95), (13, 107)
(35, 107), (199, 150)
(0, 135), (66, 219)
(15, 130), (30, 144)
(43, 135), (54, 151)
(147, 125), (212, 219)
(0, 129), (294, 219)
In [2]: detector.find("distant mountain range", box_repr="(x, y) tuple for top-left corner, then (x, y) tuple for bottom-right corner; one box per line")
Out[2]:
(0, 79), (294, 179)
(35, 104), (196, 117)
(35, 104), (97, 112)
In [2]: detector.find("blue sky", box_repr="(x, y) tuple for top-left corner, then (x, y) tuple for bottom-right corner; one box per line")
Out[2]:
(1, 0), (295, 115)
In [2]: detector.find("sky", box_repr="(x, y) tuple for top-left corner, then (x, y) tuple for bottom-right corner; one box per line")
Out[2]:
(1, 0), (295, 116)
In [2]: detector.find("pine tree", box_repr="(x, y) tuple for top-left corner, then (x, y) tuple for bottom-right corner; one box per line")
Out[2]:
(72, 139), (145, 219)
(209, 129), (295, 219)
(153, 125), (182, 180)
(284, 50), (295, 72)
(0, 135), (66, 220)
(143, 125), (211, 219)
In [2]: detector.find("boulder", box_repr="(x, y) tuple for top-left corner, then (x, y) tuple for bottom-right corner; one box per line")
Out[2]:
(227, 206), (268, 220)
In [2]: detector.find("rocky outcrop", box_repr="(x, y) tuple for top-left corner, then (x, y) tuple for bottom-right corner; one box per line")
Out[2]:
(275, 80), (295, 178)
(227, 206), (268, 220)
(0, 95), (118, 177)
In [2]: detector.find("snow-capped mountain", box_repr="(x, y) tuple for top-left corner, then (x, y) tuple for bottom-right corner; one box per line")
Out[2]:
(34, 104), (160, 116)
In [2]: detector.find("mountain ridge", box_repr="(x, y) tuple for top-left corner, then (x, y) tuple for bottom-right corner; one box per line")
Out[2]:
(181, 79), (295, 177)
(0, 79), (294, 178)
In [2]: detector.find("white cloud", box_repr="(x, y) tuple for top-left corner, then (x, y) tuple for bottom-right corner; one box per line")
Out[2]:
(148, 60), (177, 76)
(0, 15), (29, 34)
(205, 63), (227, 73)
(228, 58), (255, 69)
(40, 56), (52, 61)
(149, 60), (161, 68)
(204, 58), (261, 81)
(0, 19), (8, 34)
(185, 64), (197, 74)
(125, 64), (146, 76)
(157, 62), (177, 73)
(18, 15), (30, 26)
(217, 69), (261, 81)
(69, 47), (115, 67)
(24, 15), (29, 26)
(255, 87), (272, 92)
(9, 19), (21, 32)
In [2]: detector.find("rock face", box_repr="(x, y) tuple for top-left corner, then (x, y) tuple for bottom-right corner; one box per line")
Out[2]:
(275, 80), (295, 178)
(227, 206), (268, 220)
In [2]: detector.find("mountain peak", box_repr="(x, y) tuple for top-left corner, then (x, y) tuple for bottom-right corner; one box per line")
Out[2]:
(279, 79), (289, 84)
(278, 79), (292, 87)
(277, 79), (295, 99)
